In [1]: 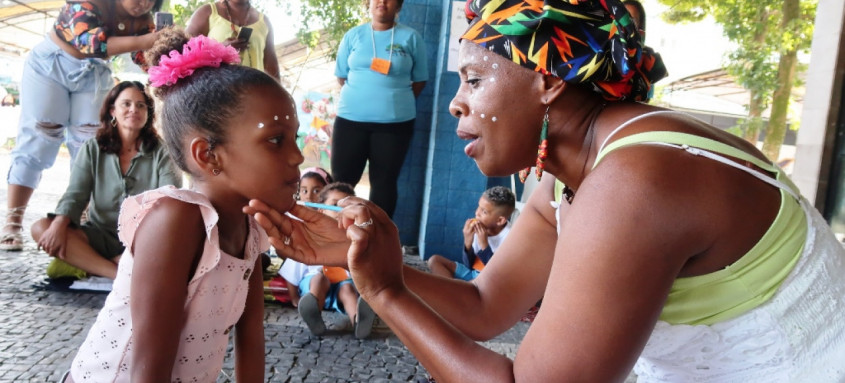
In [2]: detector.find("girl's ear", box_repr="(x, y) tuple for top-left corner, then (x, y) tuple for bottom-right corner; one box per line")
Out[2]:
(189, 137), (220, 177)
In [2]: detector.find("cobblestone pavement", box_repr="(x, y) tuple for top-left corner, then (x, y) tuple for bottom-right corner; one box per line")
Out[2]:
(0, 151), (528, 382)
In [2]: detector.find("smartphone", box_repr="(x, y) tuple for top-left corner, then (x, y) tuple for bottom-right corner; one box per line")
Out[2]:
(154, 12), (173, 30)
(237, 27), (253, 42)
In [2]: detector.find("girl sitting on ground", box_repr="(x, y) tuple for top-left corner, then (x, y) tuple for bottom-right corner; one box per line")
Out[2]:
(64, 28), (303, 382)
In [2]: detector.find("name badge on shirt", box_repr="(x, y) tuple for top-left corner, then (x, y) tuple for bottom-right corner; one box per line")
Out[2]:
(370, 58), (391, 74)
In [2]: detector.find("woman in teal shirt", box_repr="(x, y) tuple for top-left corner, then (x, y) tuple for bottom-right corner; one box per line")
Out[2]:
(31, 81), (182, 280)
(332, 0), (428, 218)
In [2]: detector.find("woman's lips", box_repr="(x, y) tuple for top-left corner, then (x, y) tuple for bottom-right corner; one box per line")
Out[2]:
(457, 129), (479, 157)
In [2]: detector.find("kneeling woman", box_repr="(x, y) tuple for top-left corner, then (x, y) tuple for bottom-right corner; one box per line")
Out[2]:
(31, 81), (182, 280)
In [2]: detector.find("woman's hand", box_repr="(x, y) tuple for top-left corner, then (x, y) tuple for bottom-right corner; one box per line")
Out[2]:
(37, 217), (70, 259)
(223, 36), (249, 51)
(336, 197), (405, 301)
(244, 200), (351, 267)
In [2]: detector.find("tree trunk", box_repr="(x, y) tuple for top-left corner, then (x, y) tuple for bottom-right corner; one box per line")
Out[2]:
(762, 0), (800, 161)
(742, 9), (770, 144)
(743, 92), (766, 143)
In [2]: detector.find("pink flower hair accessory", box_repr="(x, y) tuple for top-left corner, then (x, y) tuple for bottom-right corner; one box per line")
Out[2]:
(148, 35), (241, 87)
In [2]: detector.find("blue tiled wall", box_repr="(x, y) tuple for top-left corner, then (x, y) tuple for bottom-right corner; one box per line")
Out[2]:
(392, 0), (442, 245)
(394, 0), (507, 262)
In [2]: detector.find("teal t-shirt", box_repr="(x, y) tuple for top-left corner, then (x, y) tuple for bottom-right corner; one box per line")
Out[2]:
(335, 22), (429, 123)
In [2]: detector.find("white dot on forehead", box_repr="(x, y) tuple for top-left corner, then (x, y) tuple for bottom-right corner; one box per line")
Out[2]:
(274, 115), (279, 120)
(492, 63), (499, 69)
(257, 122), (265, 129)
(480, 113), (485, 118)
(492, 116), (497, 122)
(483, 56), (489, 61)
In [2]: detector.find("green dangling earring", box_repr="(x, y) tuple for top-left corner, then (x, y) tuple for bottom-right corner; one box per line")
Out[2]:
(518, 106), (550, 183)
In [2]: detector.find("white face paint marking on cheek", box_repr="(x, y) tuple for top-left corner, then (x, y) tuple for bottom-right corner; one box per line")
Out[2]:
(286, 115), (290, 120)
(274, 115), (279, 121)
(258, 122), (265, 129)
(480, 113), (485, 119)
(483, 56), (489, 61)
(492, 63), (499, 69)
(490, 78), (496, 82)
(471, 110), (475, 114)
(492, 116), (497, 122)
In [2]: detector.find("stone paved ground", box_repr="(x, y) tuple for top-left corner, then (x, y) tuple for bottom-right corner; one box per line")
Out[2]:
(0, 151), (528, 382)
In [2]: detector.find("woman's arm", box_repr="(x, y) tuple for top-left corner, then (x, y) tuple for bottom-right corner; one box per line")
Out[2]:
(53, 142), (96, 225)
(184, 4), (212, 37)
(344, 152), (699, 381)
(412, 81), (426, 97)
(262, 17), (280, 80)
(130, 198), (205, 381)
(235, 255), (265, 383)
(403, 175), (558, 340)
(155, 145), (183, 188)
(106, 33), (157, 57)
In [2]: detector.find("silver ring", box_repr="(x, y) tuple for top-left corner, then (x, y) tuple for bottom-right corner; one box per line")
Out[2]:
(283, 236), (291, 246)
(354, 218), (373, 229)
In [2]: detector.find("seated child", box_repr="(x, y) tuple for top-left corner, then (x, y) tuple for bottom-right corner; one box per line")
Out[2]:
(427, 186), (515, 281)
(298, 167), (332, 203)
(317, 182), (356, 219)
(279, 257), (375, 339)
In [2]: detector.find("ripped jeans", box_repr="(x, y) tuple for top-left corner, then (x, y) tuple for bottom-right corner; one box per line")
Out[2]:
(7, 37), (112, 189)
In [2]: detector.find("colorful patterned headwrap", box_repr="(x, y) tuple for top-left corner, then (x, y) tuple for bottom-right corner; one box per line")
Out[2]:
(462, 0), (667, 101)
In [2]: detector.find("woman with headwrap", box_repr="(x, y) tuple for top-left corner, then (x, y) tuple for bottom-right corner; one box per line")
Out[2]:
(246, 0), (845, 381)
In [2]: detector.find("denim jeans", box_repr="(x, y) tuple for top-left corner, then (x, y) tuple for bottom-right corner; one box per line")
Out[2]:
(7, 37), (112, 189)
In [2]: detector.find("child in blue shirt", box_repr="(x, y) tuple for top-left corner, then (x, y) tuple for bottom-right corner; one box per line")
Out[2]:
(427, 186), (515, 281)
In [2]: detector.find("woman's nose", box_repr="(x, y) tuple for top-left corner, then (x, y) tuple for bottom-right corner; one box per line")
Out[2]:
(449, 98), (466, 118)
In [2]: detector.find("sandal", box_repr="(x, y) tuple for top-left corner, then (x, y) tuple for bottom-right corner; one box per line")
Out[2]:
(298, 293), (326, 336)
(0, 206), (26, 251)
(354, 296), (375, 339)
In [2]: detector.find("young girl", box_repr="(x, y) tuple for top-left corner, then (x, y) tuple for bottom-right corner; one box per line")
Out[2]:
(65, 28), (303, 382)
(298, 166), (332, 203)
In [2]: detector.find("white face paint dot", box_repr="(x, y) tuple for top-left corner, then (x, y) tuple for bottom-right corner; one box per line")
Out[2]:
(483, 56), (489, 61)
(492, 63), (499, 69)
(286, 115), (290, 120)
(490, 78), (496, 82)
(480, 113), (486, 119)
(471, 110), (475, 114)
(492, 116), (497, 122)
(480, 87), (485, 92)
(257, 122), (265, 129)
(274, 115), (279, 121)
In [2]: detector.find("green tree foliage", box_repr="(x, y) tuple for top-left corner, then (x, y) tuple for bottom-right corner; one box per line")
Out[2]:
(284, 0), (367, 59)
(162, 0), (209, 27)
(657, 0), (816, 160)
